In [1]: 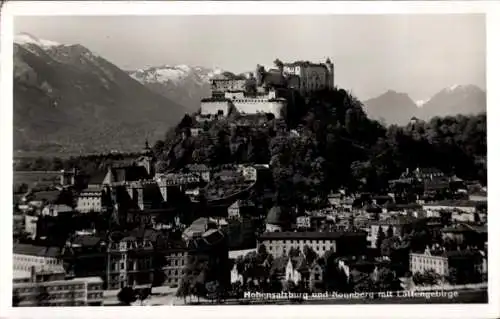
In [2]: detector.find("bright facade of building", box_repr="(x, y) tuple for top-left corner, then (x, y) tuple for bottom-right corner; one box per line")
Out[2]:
(410, 250), (449, 277)
(24, 215), (38, 239)
(282, 59), (335, 93)
(163, 249), (188, 287)
(106, 237), (154, 290)
(258, 231), (366, 259)
(76, 187), (104, 213)
(41, 204), (73, 217)
(13, 276), (103, 307)
(13, 244), (63, 276)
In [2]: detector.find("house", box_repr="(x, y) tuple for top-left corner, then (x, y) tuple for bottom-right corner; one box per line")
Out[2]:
(190, 127), (203, 137)
(423, 200), (478, 214)
(41, 204), (73, 217)
(227, 199), (256, 220)
(103, 165), (151, 185)
(368, 216), (421, 248)
(76, 186), (106, 213)
(296, 215), (311, 229)
(182, 218), (230, 289)
(13, 244), (63, 275)
(24, 214), (38, 240)
(106, 231), (155, 290)
(186, 164), (211, 182)
(337, 256), (380, 284)
(410, 247), (485, 284)
(13, 275), (104, 307)
(327, 192), (342, 207)
(309, 263), (324, 290)
(237, 166), (257, 182)
(413, 167), (445, 181)
(258, 231), (367, 259)
(285, 257), (303, 285)
(26, 190), (62, 210)
(230, 263), (243, 284)
(164, 244), (188, 287)
(61, 234), (108, 285)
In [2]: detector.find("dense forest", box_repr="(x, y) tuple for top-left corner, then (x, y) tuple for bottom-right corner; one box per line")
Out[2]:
(15, 88), (487, 206)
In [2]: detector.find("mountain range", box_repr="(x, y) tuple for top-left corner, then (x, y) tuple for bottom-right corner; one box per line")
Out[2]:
(130, 65), (486, 125)
(13, 33), (486, 156)
(128, 65), (223, 113)
(13, 33), (187, 155)
(363, 85), (486, 125)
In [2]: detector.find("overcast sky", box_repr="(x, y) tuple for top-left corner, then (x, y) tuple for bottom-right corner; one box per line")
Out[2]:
(14, 14), (485, 101)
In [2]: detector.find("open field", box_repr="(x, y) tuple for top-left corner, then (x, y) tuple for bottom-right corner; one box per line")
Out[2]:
(13, 171), (62, 190)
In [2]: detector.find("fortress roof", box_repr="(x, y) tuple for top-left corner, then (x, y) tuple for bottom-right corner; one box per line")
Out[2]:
(283, 61), (327, 68)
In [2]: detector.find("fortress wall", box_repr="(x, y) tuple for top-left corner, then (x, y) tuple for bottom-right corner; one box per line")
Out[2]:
(201, 101), (230, 116)
(232, 99), (285, 118)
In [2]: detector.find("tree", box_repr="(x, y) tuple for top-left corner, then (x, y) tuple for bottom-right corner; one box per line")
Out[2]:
(386, 225), (394, 238)
(36, 286), (50, 307)
(288, 247), (301, 258)
(376, 226), (386, 250)
(137, 288), (151, 305)
(117, 287), (137, 305)
(12, 290), (22, 307)
(303, 245), (318, 265)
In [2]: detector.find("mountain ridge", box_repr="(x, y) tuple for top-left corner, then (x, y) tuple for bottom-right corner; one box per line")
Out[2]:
(363, 84), (486, 125)
(128, 65), (225, 112)
(13, 34), (187, 155)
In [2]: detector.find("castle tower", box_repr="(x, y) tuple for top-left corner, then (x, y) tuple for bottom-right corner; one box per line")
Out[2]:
(60, 168), (78, 186)
(325, 58), (335, 89)
(137, 139), (155, 178)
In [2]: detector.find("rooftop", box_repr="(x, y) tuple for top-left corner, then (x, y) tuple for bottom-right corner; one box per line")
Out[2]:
(31, 190), (61, 203)
(442, 223), (487, 234)
(374, 215), (419, 226)
(259, 231), (367, 240)
(423, 200), (479, 208)
(13, 244), (61, 258)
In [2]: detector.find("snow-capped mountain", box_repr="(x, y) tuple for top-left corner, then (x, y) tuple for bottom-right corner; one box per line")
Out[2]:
(128, 65), (225, 112)
(416, 84), (486, 120)
(13, 33), (186, 154)
(15, 32), (63, 48)
(415, 99), (429, 108)
(363, 84), (486, 125)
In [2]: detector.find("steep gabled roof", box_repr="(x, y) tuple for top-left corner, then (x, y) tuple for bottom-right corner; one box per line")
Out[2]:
(14, 244), (61, 258)
(110, 165), (149, 183)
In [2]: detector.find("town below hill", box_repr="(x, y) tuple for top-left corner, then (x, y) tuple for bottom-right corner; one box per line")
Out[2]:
(12, 58), (487, 307)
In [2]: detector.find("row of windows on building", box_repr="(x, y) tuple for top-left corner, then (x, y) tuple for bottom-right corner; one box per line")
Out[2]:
(15, 256), (61, 265)
(278, 239), (334, 244)
(111, 259), (152, 271)
(411, 257), (446, 267)
(16, 284), (85, 294)
(411, 264), (446, 275)
(88, 292), (103, 299)
(267, 244), (332, 254)
(165, 269), (184, 278)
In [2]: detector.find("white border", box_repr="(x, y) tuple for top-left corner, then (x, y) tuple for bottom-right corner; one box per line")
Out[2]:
(1, 1), (499, 319)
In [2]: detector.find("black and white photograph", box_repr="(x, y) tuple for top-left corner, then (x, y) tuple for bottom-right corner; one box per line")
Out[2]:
(1, 1), (498, 318)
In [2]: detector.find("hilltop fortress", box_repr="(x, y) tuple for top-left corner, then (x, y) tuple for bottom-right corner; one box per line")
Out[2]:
(200, 58), (335, 119)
